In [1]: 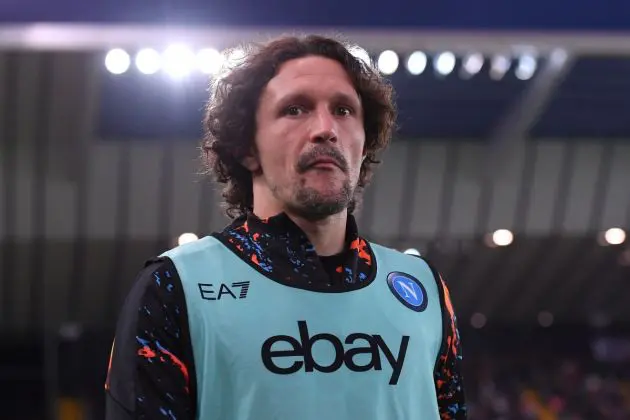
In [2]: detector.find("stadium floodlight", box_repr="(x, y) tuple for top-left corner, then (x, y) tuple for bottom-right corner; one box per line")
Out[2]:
(197, 48), (224, 75)
(434, 52), (456, 76)
(105, 48), (131, 75)
(515, 54), (537, 80)
(178, 232), (199, 246)
(163, 44), (196, 78)
(491, 229), (514, 247)
(490, 55), (511, 80)
(406, 51), (427, 75)
(135, 48), (162, 75)
(377, 50), (399, 75)
(604, 227), (626, 245)
(461, 53), (484, 78)
(403, 248), (421, 256)
(349, 46), (372, 67)
(549, 48), (569, 69)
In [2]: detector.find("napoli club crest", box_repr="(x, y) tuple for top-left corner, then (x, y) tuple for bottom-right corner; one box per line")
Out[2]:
(387, 272), (428, 312)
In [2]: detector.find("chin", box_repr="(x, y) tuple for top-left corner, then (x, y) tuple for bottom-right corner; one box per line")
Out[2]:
(291, 186), (353, 220)
(290, 201), (348, 222)
(312, 186), (345, 197)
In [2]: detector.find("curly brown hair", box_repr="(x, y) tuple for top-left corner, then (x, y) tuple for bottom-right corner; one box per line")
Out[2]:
(202, 34), (397, 219)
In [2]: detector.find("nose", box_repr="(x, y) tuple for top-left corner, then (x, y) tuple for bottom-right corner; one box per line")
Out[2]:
(309, 109), (338, 144)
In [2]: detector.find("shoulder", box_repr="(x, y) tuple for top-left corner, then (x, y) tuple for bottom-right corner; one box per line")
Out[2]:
(121, 257), (184, 313)
(107, 257), (197, 417)
(369, 242), (421, 261)
(112, 258), (188, 359)
(369, 242), (448, 297)
(370, 242), (438, 277)
(160, 236), (227, 275)
(160, 235), (225, 260)
(157, 236), (230, 289)
(111, 257), (190, 369)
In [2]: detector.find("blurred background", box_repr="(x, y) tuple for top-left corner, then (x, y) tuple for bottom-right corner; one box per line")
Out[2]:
(1, 0), (630, 419)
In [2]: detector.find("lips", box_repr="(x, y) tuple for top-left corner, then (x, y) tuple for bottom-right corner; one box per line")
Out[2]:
(309, 158), (341, 169)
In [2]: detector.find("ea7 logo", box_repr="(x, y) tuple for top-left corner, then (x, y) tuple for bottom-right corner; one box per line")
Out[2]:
(198, 282), (250, 300)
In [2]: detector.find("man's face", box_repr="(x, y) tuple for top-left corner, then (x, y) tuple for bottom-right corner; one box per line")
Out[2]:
(252, 55), (366, 220)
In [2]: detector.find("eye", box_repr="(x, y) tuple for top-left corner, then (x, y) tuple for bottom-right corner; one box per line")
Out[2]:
(284, 105), (304, 116)
(334, 106), (353, 117)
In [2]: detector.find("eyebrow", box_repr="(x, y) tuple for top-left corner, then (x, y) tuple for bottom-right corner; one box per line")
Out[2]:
(275, 91), (361, 110)
(331, 92), (362, 109)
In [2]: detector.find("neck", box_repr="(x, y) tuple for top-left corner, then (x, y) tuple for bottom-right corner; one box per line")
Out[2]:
(287, 211), (348, 256)
(252, 198), (348, 257)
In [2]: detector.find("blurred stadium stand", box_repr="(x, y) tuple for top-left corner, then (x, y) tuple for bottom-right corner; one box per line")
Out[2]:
(1, 1), (630, 418)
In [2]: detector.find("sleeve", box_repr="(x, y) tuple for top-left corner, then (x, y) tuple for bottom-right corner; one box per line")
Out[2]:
(104, 257), (198, 420)
(433, 273), (467, 419)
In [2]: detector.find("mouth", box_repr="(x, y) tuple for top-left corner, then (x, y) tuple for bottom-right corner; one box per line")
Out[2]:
(307, 158), (342, 171)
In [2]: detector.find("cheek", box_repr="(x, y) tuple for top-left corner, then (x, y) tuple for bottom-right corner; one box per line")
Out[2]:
(346, 152), (363, 184)
(256, 131), (282, 167)
(258, 139), (294, 179)
(350, 136), (366, 173)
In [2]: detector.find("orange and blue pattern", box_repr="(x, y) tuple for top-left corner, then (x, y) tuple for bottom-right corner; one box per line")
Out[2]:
(214, 212), (376, 288)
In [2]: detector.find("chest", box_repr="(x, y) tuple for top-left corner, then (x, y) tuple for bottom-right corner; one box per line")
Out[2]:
(185, 265), (443, 389)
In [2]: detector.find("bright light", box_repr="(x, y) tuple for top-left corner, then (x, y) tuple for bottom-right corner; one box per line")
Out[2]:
(377, 50), (399, 75)
(550, 48), (568, 69)
(434, 52), (456, 76)
(471, 313), (487, 329)
(515, 54), (537, 80)
(178, 233), (199, 246)
(163, 44), (196, 78)
(492, 229), (514, 247)
(197, 48), (224, 75)
(105, 49), (131, 75)
(604, 227), (626, 245)
(349, 46), (372, 66)
(407, 51), (427, 75)
(538, 311), (554, 327)
(462, 53), (484, 77)
(135, 48), (162, 75)
(490, 55), (511, 80)
(404, 248), (421, 256)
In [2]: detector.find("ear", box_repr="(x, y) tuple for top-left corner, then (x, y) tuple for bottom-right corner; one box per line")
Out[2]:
(241, 154), (261, 172)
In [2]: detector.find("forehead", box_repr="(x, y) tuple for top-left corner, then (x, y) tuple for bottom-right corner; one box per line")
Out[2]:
(262, 56), (358, 103)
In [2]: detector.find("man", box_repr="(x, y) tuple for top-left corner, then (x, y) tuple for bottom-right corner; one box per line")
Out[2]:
(105, 35), (466, 419)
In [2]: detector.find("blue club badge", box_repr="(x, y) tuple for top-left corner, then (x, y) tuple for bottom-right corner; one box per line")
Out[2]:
(387, 272), (428, 312)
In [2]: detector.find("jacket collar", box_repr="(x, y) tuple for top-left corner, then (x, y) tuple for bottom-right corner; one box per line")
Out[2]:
(212, 211), (377, 292)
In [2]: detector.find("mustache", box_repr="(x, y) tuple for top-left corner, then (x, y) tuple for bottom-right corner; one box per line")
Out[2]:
(296, 147), (348, 173)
